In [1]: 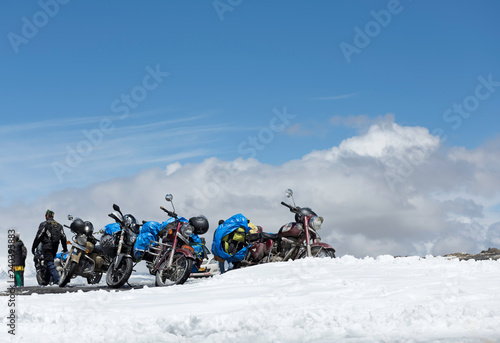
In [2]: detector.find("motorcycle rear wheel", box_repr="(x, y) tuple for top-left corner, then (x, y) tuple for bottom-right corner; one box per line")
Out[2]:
(36, 270), (49, 286)
(59, 261), (77, 287)
(106, 257), (133, 288)
(155, 253), (193, 287)
(87, 271), (102, 284)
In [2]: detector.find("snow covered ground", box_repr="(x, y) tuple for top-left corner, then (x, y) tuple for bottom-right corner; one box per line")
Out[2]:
(2, 255), (500, 342)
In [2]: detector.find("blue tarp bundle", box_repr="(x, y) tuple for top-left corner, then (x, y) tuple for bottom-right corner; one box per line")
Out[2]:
(190, 234), (205, 272)
(105, 223), (121, 235)
(55, 252), (68, 262)
(133, 221), (161, 260)
(159, 216), (188, 231)
(212, 213), (250, 263)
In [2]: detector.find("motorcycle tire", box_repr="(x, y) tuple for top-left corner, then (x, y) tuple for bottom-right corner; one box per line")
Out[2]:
(326, 248), (336, 258)
(106, 257), (133, 288)
(36, 270), (49, 286)
(155, 252), (193, 287)
(298, 246), (335, 259)
(59, 261), (77, 287)
(87, 271), (103, 285)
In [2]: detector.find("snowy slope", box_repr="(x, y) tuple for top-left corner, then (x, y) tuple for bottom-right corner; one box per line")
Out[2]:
(2, 256), (500, 343)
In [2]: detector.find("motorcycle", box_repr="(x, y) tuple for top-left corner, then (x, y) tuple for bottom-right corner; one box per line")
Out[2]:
(272, 188), (336, 260)
(151, 194), (209, 286)
(33, 244), (63, 286)
(104, 204), (142, 288)
(215, 188), (335, 268)
(59, 215), (111, 287)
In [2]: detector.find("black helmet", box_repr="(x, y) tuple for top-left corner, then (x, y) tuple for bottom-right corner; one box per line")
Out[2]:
(84, 221), (94, 235)
(123, 214), (140, 233)
(123, 214), (137, 227)
(189, 215), (209, 235)
(295, 207), (317, 223)
(70, 218), (85, 234)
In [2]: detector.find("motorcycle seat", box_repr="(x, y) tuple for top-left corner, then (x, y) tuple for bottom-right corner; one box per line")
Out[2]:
(247, 232), (278, 242)
(261, 232), (278, 241)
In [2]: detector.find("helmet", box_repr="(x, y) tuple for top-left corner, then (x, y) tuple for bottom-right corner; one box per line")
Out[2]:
(189, 215), (209, 235)
(70, 218), (86, 234)
(84, 221), (94, 236)
(123, 214), (140, 234)
(294, 207), (317, 223)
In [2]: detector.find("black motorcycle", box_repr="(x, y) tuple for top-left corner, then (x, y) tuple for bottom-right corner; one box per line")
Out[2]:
(103, 204), (142, 288)
(33, 243), (63, 286)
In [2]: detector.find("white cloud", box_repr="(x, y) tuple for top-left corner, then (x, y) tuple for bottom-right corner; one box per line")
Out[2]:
(1, 120), (499, 264)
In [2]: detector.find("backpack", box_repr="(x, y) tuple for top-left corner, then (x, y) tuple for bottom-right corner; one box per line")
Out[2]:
(45, 220), (62, 244)
(222, 227), (247, 255)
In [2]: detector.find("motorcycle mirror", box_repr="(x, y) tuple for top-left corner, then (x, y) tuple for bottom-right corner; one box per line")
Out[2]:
(112, 204), (120, 212)
(67, 214), (73, 221)
(285, 188), (296, 206)
(165, 194), (173, 202)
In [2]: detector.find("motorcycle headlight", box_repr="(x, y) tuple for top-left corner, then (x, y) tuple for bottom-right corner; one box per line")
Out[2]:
(181, 224), (194, 238)
(76, 235), (87, 246)
(310, 216), (324, 230)
(127, 231), (137, 245)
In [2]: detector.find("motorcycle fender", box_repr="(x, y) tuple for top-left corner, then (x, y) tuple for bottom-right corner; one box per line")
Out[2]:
(310, 242), (335, 253)
(113, 253), (132, 271)
(175, 247), (196, 260)
(70, 250), (82, 263)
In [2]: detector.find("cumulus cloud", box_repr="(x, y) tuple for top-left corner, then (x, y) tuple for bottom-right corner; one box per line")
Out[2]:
(2, 119), (499, 265)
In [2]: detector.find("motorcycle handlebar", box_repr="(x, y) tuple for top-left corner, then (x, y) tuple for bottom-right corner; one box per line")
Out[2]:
(160, 206), (177, 218)
(281, 201), (297, 212)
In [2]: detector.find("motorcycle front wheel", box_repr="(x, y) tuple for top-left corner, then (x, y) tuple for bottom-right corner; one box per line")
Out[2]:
(59, 261), (77, 287)
(155, 253), (193, 287)
(106, 257), (133, 288)
(298, 246), (335, 259)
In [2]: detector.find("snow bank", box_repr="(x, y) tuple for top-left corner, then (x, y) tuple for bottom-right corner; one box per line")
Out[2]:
(1, 256), (500, 342)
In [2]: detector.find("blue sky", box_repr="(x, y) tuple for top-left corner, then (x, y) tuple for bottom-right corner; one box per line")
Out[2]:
(1, 0), (499, 205)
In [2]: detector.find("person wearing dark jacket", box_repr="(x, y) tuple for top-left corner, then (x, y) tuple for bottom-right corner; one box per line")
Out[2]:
(13, 232), (27, 287)
(31, 210), (68, 284)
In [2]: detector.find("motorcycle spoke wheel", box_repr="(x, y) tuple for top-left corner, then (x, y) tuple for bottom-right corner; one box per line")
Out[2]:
(155, 253), (192, 287)
(298, 246), (335, 259)
(59, 261), (77, 287)
(106, 258), (133, 289)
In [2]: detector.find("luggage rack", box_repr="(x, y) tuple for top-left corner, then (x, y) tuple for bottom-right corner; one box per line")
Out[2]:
(146, 240), (172, 257)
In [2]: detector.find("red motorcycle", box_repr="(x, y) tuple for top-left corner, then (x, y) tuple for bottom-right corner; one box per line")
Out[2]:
(153, 194), (209, 286)
(241, 188), (335, 266)
(276, 188), (335, 259)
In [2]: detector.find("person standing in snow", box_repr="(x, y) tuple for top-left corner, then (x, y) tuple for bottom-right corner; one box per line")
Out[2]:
(31, 210), (68, 285)
(13, 232), (27, 287)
